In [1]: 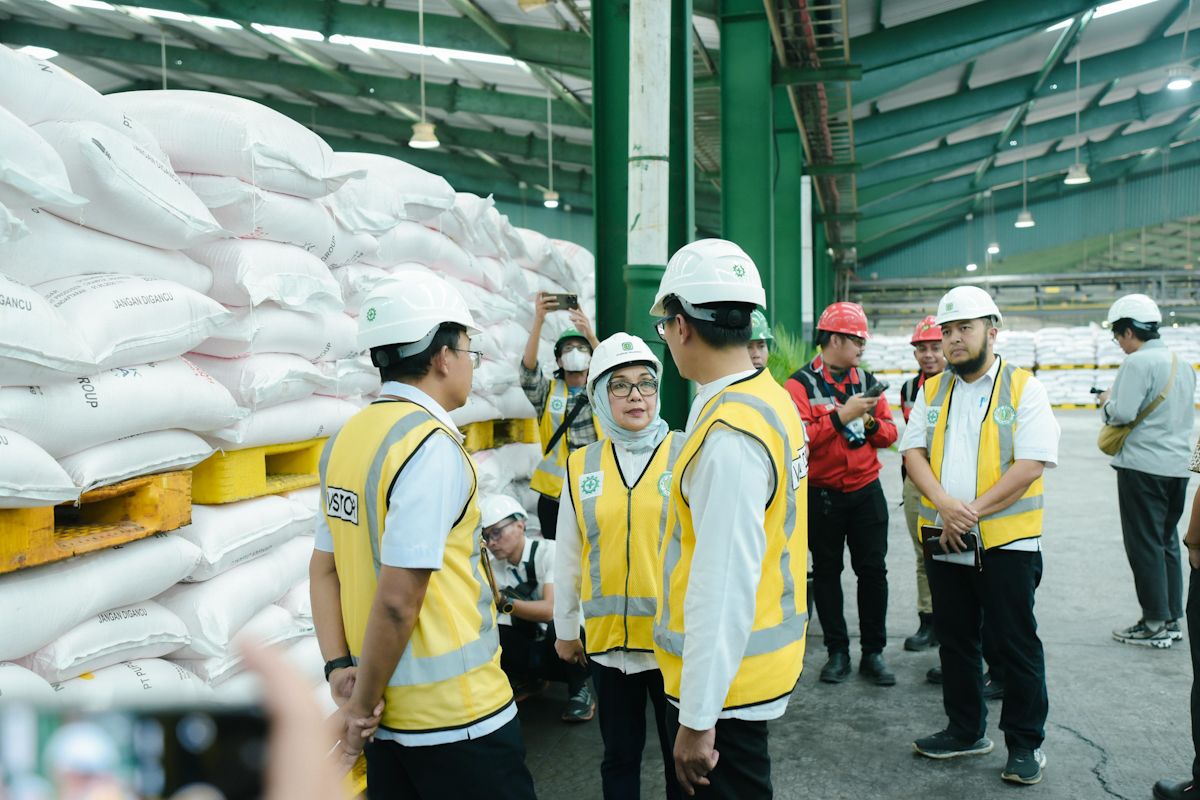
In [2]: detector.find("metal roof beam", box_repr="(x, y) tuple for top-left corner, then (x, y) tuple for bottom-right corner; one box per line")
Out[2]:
(0, 20), (582, 126)
(860, 86), (1200, 190)
(99, 0), (591, 73)
(855, 30), (1200, 145)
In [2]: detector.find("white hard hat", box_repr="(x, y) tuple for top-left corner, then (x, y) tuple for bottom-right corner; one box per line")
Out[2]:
(358, 271), (480, 354)
(480, 494), (527, 530)
(45, 722), (120, 776)
(586, 333), (662, 401)
(934, 286), (1003, 326)
(1106, 293), (1162, 325)
(650, 239), (766, 316)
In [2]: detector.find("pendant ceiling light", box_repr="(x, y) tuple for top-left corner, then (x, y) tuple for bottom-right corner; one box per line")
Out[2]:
(1167, 1), (1195, 90)
(409, 0), (440, 150)
(543, 92), (558, 208)
(1015, 123), (1036, 228)
(1064, 49), (1090, 185)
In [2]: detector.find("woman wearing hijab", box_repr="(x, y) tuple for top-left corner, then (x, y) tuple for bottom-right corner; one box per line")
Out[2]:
(553, 333), (683, 800)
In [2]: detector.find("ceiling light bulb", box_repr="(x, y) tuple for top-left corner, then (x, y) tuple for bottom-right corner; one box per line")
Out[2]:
(1015, 210), (1036, 229)
(542, 190), (560, 209)
(987, 242), (1000, 255)
(966, 263), (979, 272)
(1167, 64), (1194, 91)
(408, 121), (440, 150)
(1064, 162), (1091, 185)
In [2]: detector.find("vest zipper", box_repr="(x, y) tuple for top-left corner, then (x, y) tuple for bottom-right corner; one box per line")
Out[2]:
(623, 486), (633, 649)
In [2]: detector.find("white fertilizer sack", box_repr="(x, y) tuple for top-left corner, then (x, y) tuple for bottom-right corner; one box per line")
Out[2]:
(192, 305), (358, 362)
(171, 605), (312, 685)
(50, 658), (211, 708)
(0, 104), (86, 211)
(187, 239), (342, 312)
(58, 430), (214, 494)
(278, 580), (312, 622)
(0, 426), (78, 508)
(0, 273), (93, 384)
(177, 495), (316, 582)
(205, 396), (358, 450)
(323, 152), (455, 233)
(0, 662), (54, 701)
(188, 353), (334, 410)
(316, 356), (381, 399)
(180, 173), (336, 250)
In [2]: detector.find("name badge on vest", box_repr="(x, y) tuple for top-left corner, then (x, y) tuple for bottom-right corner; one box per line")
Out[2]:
(790, 449), (809, 490)
(325, 486), (360, 525)
(549, 396), (568, 414)
(579, 471), (604, 500)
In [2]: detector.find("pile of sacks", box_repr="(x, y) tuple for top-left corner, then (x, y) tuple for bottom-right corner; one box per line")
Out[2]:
(862, 335), (913, 373)
(1037, 369), (1106, 406)
(995, 330), (1036, 369)
(1033, 326), (1098, 367)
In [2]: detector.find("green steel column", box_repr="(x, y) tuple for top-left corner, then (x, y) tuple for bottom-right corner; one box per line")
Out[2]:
(812, 223), (835, 331)
(773, 130), (803, 336)
(720, 0), (775, 308)
(622, 0), (692, 427)
(593, 1), (630, 338)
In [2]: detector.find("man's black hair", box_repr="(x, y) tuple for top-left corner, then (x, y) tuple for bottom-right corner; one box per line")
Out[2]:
(816, 330), (833, 348)
(663, 296), (753, 348)
(1112, 317), (1160, 342)
(372, 322), (467, 382)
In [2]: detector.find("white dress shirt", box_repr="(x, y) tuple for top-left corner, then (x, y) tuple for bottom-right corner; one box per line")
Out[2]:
(489, 535), (555, 630)
(899, 358), (1060, 551)
(675, 369), (787, 730)
(554, 443), (660, 675)
(313, 381), (516, 746)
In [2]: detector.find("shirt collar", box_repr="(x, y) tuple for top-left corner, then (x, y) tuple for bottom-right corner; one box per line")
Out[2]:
(687, 369), (758, 432)
(952, 356), (1001, 389)
(379, 381), (464, 441)
(810, 354), (861, 387)
(510, 536), (534, 569)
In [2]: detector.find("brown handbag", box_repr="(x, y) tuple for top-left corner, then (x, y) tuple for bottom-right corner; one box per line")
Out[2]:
(1097, 355), (1178, 456)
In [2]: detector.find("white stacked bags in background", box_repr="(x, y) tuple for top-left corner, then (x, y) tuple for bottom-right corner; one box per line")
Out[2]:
(862, 335), (912, 372)
(996, 330), (1037, 369)
(1034, 326), (1098, 367)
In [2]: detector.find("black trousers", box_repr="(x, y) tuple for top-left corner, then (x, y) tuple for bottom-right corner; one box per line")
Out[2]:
(663, 703), (772, 800)
(809, 479), (889, 654)
(589, 662), (681, 800)
(364, 716), (537, 799)
(499, 623), (588, 692)
(1190, 567), (1200, 783)
(928, 549), (1047, 751)
(537, 493), (559, 541)
(1115, 467), (1188, 621)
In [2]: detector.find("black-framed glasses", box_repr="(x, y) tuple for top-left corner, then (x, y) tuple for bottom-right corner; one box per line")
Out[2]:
(609, 378), (659, 398)
(655, 315), (674, 342)
(839, 334), (866, 348)
(482, 520), (515, 542)
(450, 348), (483, 368)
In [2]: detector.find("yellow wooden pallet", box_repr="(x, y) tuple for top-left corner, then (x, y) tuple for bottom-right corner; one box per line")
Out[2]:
(462, 419), (538, 454)
(1036, 364), (1097, 370)
(191, 438), (326, 504)
(0, 471), (192, 575)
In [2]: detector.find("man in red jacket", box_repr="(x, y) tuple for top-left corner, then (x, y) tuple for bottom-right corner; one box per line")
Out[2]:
(787, 302), (898, 686)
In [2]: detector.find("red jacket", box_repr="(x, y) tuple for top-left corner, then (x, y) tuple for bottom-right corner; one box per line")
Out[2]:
(785, 355), (897, 493)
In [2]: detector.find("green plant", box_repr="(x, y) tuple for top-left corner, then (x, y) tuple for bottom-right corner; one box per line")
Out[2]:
(766, 324), (817, 384)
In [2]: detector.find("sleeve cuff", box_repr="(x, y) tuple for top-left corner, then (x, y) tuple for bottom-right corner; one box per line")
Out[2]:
(677, 709), (718, 731)
(381, 546), (445, 570)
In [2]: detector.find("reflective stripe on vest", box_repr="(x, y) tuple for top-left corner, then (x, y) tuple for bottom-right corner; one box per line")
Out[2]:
(655, 386), (806, 658)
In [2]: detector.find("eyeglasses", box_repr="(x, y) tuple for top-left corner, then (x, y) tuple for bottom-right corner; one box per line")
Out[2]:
(609, 378), (659, 398)
(654, 315), (674, 342)
(450, 348), (483, 368)
(482, 521), (514, 542)
(560, 344), (591, 355)
(840, 334), (866, 348)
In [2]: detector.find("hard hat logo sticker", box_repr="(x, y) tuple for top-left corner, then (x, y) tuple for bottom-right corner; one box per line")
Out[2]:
(733, 265), (746, 278)
(622, 342), (634, 352)
(366, 308), (377, 322)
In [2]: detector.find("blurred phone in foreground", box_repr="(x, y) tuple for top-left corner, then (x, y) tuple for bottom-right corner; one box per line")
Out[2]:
(0, 704), (267, 800)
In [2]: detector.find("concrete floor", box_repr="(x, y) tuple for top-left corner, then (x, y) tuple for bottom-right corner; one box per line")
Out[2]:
(519, 410), (1197, 800)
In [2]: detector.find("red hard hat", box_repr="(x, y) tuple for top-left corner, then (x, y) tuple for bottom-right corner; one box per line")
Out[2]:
(817, 302), (869, 339)
(911, 315), (942, 345)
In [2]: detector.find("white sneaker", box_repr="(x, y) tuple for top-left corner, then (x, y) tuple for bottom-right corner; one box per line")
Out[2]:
(1167, 620), (1184, 642)
(1113, 620), (1172, 649)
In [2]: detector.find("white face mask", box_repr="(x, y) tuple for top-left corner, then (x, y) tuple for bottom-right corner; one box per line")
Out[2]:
(561, 349), (591, 372)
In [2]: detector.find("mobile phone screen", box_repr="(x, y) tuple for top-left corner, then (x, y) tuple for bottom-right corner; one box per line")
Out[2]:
(0, 704), (267, 800)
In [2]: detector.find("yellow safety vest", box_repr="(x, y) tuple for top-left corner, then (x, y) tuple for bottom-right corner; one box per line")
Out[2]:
(530, 379), (600, 500)
(319, 399), (513, 734)
(654, 370), (809, 710)
(917, 357), (1045, 550)
(566, 432), (684, 656)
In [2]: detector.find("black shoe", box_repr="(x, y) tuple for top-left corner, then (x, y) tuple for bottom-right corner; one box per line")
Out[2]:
(820, 651), (851, 683)
(1155, 779), (1200, 799)
(561, 685), (594, 723)
(926, 665), (943, 685)
(984, 672), (1004, 702)
(913, 729), (993, 759)
(860, 652), (896, 686)
(1001, 747), (1047, 785)
(904, 612), (938, 651)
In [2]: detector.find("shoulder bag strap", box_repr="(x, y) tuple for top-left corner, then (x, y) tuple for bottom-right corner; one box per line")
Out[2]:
(1128, 354), (1179, 430)
(544, 393), (589, 455)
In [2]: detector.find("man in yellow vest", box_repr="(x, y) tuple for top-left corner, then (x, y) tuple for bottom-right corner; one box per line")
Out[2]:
(522, 293), (602, 539)
(901, 286), (1059, 787)
(651, 239), (809, 798)
(311, 271), (537, 798)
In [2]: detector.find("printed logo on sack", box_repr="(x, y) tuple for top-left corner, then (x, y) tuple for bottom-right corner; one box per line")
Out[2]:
(325, 487), (360, 525)
(550, 396), (567, 414)
(658, 472), (673, 498)
(790, 448), (809, 490)
(365, 308), (377, 322)
(927, 408), (939, 425)
(622, 342), (634, 352)
(579, 472), (604, 500)
(993, 404), (1017, 426)
(733, 264), (747, 278)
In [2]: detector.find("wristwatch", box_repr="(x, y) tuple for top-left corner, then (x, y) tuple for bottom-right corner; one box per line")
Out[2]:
(324, 655), (355, 682)
(499, 597), (515, 615)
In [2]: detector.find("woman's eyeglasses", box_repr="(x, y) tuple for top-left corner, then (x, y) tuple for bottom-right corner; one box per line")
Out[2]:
(608, 379), (659, 398)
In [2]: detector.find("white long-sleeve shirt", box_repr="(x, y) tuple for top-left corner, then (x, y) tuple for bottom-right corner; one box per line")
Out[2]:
(675, 370), (785, 731)
(554, 443), (660, 675)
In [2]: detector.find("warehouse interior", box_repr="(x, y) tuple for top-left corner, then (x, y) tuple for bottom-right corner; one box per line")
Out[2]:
(0, 1), (1197, 799)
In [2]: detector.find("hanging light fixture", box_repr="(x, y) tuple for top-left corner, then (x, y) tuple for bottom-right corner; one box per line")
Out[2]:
(543, 91), (558, 208)
(987, 242), (1001, 255)
(1015, 123), (1036, 228)
(1168, 1), (1195, 90)
(1064, 48), (1090, 185)
(409, 0), (440, 150)
(964, 213), (978, 272)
